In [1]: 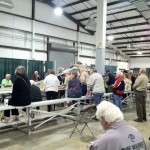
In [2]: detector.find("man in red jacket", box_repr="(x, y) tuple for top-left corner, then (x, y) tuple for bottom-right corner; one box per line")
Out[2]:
(112, 71), (125, 110)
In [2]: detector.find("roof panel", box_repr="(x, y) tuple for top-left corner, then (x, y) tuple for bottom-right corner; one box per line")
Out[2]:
(62, 0), (79, 5)
(115, 39), (128, 43)
(107, 2), (131, 9)
(111, 22), (124, 27)
(73, 14), (85, 20)
(133, 25), (150, 30)
(87, 1), (97, 7)
(107, 15), (117, 21)
(63, 7), (76, 13)
(72, 3), (89, 11)
(114, 10), (140, 19)
(124, 18), (146, 24)
(134, 32), (150, 36)
(83, 2), (93, 8)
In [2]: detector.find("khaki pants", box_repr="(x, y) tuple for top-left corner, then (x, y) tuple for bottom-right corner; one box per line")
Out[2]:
(135, 91), (147, 120)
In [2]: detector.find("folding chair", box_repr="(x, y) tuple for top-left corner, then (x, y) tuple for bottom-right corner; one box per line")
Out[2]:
(67, 104), (95, 142)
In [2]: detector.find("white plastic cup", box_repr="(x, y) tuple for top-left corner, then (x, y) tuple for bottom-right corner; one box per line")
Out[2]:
(4, 99), (9, 107)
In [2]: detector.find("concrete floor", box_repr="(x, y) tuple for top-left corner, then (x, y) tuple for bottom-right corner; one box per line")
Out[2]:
(0, 103), (150, 150)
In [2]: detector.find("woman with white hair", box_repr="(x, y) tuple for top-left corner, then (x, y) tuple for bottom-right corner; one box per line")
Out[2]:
(112, 71), (125, 110)
(87, 101), (146, 150)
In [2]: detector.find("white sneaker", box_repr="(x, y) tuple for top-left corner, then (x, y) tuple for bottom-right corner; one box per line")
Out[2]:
(20, 112), (26, 118)
(1, 116), (11, 123)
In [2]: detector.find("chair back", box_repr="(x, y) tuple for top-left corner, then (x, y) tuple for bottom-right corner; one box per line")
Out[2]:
(80, 104), (95, 122)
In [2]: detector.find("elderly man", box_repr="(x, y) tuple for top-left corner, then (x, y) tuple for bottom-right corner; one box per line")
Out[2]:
(1, 74), (12, 88)
(112, 71), (125, 110)
(32, 71), (41, 81)
(87, 101), (147, 150)
(87, 68), (105, 107)
(1, 74), (12, 102)
(133, 68), (148, 122)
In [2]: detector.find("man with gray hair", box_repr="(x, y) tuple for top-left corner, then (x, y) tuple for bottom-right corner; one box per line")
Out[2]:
(86, 68), (105, 107)
(133, 68), (148, 122)
(1, 74), (12, 88)
(1, 74), (12, 102)
(87, 101), (146, 150)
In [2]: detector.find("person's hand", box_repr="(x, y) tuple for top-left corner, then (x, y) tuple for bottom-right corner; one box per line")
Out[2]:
(86, 91), (92, 97)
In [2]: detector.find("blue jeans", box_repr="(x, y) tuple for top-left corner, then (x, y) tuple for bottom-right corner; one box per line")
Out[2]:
(93, 93), (104, 106)
(113, 94), (122, 110)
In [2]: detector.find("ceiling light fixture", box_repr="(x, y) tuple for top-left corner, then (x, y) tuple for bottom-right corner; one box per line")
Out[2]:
(54, 0), (63, 16)
(54, 7), (63, 16)
(107, 35), (114, 41)
(85, 17), (96, 31)
(137, 51), (142, 55)
(107, 24), (114, 41)
(0, 0), (14, 9)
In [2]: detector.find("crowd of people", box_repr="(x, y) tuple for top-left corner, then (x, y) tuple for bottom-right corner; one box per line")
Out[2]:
(0, 64), (148, 149)
(0, 63), (149, 124)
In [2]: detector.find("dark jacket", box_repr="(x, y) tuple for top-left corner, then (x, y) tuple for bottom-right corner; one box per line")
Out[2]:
(30, 85), (42, 102)
(68, 77), (82, 98)
(10, 75), (31, 106)
(32, 74), (41, 81)
(106, 73), (115, 86)
(112, 76), (125, 95)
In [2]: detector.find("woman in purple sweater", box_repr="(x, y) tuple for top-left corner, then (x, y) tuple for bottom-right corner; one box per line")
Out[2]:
(68, 70), (82, 99)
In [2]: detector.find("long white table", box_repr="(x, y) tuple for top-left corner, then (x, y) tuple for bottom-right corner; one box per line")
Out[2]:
(0, 91), (135, 135)
(0, 88), (12, 94)
(0, 96), (95, 134)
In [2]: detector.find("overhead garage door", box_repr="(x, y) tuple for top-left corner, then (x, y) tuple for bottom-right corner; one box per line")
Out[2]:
(49, 43), (77, 69)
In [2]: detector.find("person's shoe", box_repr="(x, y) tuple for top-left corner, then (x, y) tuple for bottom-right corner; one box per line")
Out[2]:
(133, 118), (143, 122)
(20, 112), (26, 118)
(13, 115), (20, 121)
(143, 118), (147, 121)
(1, 116), (11, 123)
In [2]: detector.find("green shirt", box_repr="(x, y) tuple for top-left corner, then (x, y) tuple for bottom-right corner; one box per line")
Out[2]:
(1, 79), (12, 88)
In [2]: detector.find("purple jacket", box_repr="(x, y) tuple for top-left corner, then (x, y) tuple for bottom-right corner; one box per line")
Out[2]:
(68, 77), (82, 98)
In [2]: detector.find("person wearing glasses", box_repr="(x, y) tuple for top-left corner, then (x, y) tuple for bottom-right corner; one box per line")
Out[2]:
(1, 74), (12, 102)
(1, 74), (12, 88)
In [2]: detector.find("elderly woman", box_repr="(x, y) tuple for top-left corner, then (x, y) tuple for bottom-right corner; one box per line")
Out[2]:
(44, 69), (60, 112)
(67, 70), (82, 100)
(1, 66), (31, 123)
(112, 71), (125, 110)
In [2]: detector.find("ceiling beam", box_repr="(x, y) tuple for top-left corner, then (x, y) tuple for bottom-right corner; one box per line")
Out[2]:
(69, 0), (128, 15)
(114, 34), (150, 40)
(78, 8), (136, 22)
(107, 15), (142, 24)
(42, 1), (94, 35)
(107, 26), (150, 36)
(122, 49), (150, 52)
(107, 22), (148, 31)
(79, 15), (143, 24)
(130, 55), (150, 58)
(112, 40), (150, 45)
(127, 52), (150, 55)
(62, 0), (89, 8)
